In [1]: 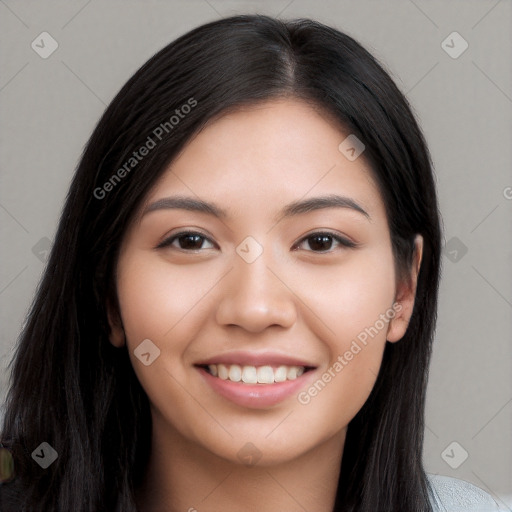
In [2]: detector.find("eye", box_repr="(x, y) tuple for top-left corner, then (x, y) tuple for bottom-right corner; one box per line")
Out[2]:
(156, 231), (216, 251)
(293, 231), (357, 253)
(156, 230), (356, 253)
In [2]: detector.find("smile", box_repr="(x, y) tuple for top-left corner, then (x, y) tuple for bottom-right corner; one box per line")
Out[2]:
(195, 354), (317, 408)
(204, 363), (309, 384)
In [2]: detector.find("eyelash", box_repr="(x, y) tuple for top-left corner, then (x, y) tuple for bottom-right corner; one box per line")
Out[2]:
(156, 230), (358, 253)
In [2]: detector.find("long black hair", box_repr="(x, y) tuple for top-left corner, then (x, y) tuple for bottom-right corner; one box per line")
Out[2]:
(0, 14), (441, 511)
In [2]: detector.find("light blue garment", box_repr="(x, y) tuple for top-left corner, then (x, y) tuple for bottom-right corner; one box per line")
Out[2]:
(428, 474), (504, 511)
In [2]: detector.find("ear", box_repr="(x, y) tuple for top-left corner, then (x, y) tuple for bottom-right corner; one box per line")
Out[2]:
(386, 235), (423, 343)
(107, 296), (126, 348)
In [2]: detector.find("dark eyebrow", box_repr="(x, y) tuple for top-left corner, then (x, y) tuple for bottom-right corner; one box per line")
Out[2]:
(274, 194), (370, 222)
(142, 194), (370, 221)
(143, 196), (228, 218)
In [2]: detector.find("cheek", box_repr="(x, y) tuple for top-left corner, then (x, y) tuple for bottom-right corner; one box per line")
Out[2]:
(284, 248), (396, 348)
(116, 253), (219, 345)
(114, 253), (222, 426)
(283, 249), (395, 423)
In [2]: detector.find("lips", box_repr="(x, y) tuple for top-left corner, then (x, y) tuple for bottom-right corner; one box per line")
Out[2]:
(194, 351), (317, 408)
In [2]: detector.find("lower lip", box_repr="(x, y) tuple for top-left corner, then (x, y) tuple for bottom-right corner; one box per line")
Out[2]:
(197, 367), (315, 409)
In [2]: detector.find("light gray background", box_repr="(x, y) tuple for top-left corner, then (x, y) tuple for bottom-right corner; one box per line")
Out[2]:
(1, 0), (511, 507)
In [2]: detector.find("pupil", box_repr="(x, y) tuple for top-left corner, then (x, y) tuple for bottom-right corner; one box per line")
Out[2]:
(310, 235), (332, 251)
(180, 234), (202, 249)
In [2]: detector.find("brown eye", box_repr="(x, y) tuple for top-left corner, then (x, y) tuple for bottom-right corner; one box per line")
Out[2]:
(295, 232), (357, 253)
(157, 231), (216, 251)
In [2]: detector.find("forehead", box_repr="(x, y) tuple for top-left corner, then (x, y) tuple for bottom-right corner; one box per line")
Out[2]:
(143, 98), (386, 224)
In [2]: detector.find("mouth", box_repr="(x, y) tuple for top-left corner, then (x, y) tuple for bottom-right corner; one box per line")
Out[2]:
(194, 354), (318, 408)
(197, 363), (315, 384)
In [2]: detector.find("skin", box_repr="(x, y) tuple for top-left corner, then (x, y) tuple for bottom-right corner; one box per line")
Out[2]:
(108, 98), (423, 512)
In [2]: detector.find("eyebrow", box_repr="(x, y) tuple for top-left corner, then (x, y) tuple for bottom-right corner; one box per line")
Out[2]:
(142, 194), (370, 221)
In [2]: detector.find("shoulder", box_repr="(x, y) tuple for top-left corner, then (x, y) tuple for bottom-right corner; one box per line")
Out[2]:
(427, 473), (503, 511)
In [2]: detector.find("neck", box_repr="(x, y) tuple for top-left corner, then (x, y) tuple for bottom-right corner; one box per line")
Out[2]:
(135, 414), (345, 512)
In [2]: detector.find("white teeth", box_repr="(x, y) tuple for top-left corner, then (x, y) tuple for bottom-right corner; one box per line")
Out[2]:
(287, 367), (298, 380)
(228, 364), (242, 382)
(206, 363), (307, 383)
(242, 366), (258, 384)
(257, 366), (274, 384)
(274, 366), (287, 382)
(217, 364), (229, 380)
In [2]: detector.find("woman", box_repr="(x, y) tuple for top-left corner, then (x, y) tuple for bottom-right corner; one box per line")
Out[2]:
(0, 14), (502, 511)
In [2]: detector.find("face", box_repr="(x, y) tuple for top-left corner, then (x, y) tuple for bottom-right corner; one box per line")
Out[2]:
(109, 98), (422, 466)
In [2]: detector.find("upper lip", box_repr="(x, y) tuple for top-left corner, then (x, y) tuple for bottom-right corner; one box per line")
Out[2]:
(196, 351), (317, 368)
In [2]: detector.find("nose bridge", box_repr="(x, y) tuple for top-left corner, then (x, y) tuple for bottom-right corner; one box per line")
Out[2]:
(215, 245), (297, 332)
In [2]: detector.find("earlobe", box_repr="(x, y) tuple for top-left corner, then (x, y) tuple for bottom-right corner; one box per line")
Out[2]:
(386, 235), (423, 343)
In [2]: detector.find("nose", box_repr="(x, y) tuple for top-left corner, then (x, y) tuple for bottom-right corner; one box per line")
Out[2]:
(215, 253), (297, 333)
